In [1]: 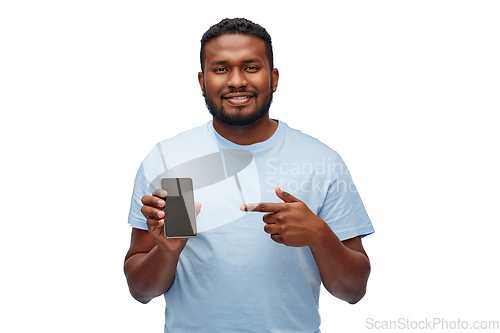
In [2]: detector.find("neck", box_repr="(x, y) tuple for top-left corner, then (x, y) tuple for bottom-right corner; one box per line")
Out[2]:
(213, 116), (278, 145)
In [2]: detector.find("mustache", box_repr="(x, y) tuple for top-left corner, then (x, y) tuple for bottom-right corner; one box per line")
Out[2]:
(221, 89), (258, 98)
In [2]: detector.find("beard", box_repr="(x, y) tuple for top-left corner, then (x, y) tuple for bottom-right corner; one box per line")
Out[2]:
(204, 82), (273, 127)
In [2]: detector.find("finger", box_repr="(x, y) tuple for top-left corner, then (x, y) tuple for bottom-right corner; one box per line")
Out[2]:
(270, 233), (284, 244)
(239, 202), (285, 213)
(263, 212), (283, 224)
(141, 204), (165, 220)
(195, 201), (202, 217)
(275, 186), (301, 203)
(152, 189), (168, 198)
(142, 194), (166, 209)
(263, 223), (281, 235)
(147, 218), (164, 228)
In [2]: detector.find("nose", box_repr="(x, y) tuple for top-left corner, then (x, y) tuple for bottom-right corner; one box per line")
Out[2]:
(226, 70), (248, 89)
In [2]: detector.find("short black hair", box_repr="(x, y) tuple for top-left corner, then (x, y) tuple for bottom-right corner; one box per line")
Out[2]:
(200, 18), (273, 73)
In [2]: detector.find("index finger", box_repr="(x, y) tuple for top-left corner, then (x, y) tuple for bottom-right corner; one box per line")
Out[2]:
(240, 202), (285, 213)
(142, 191), (167, 208)
(152, 189), (167, 198)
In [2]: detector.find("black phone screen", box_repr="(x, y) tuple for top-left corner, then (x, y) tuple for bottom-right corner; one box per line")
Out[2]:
(161, 178), (197, 238)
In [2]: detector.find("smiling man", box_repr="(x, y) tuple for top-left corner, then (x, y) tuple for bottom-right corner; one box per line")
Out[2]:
(124, 18), (374, 333)
(200, 33), (278, 128)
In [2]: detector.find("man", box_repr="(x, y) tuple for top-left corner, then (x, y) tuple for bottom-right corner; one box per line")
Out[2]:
(124, 18), (374, 332)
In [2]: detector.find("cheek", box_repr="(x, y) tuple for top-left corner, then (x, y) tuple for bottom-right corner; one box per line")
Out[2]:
(204, 77), (225, 96)
(253, 74), (273, 91)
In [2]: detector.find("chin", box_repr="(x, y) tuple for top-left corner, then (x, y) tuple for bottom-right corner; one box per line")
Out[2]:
(206, 96), (273, 127)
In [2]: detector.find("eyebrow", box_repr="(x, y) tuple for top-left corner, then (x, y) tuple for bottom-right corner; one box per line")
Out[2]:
(209, 58), (263, 66)
(242, 59), (263, 64)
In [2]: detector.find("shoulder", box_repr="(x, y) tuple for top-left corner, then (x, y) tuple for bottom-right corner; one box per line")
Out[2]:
(152, 122), (217, 162)
(157, 121), (212, 148)
(138, 122), (210, 167)
(281, 121), (341, 160)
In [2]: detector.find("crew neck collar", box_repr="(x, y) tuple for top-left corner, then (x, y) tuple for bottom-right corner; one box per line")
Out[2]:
(209, 119), (284, 152)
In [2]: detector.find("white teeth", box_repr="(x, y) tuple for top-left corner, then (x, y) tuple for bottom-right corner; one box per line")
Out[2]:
(231, 96), (250, 99)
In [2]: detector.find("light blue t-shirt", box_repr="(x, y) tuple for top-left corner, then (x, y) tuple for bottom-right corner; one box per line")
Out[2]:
(128, 120), (374, 333)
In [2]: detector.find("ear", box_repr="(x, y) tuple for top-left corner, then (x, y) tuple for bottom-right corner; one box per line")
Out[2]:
(198, 72), (205, 97)
(271, 68), (279, 92)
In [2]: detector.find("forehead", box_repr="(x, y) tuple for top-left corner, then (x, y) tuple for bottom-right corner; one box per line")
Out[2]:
(203, 34), (269, 67)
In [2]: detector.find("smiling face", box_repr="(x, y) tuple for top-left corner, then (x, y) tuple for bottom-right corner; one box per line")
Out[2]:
(198, 34), (279, 127)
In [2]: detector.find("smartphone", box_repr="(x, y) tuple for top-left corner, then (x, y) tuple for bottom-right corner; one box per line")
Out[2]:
(161, 178), (197, 238)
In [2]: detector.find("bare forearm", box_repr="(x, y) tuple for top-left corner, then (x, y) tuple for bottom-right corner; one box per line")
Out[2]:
(310, 226), (371, 304)
(124, 245), (180, 304)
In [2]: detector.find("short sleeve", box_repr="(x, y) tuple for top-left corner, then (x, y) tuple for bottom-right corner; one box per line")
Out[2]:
(127, 145), (166, 230)
(317, 152), (374, 241)
(127, 163), (149, 230)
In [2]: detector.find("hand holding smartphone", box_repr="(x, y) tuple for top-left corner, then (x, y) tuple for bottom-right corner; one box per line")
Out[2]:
(161, 178), (197, 238)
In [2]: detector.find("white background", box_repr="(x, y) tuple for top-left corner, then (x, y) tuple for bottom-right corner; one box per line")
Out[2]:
(1, 1), (499, 332)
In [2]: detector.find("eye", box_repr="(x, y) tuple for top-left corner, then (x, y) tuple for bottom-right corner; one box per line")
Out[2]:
(245, 66), (259, 72)
(214, 67), (228, 73)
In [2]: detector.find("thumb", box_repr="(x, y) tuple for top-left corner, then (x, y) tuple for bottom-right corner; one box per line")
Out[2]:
(275, 186), (301, 203)
(194, 201), (202, 217)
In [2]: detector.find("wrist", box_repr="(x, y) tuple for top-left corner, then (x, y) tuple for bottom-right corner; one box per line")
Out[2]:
(156, 239), (187, 256)
(309, 219), (339, 250)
